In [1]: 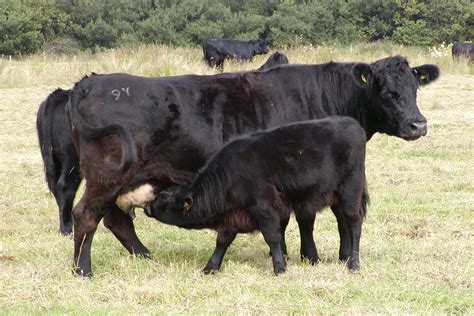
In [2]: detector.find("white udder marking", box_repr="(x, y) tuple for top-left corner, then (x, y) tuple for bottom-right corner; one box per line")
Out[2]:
(116, 183), (156, 213)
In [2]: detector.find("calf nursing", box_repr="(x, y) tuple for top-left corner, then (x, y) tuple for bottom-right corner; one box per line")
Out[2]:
(146, 116), (368, 275)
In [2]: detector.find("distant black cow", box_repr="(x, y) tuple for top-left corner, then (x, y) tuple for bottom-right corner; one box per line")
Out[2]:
(203, 38), (269, 70)
(67, 56), (439, 276)
(257, 51), (289, 71)
(146, 117), (368, 275)
(452, 41), (474, 60)
(36, 88), (81, 235)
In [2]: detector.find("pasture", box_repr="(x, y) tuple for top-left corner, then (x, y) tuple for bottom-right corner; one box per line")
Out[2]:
(0, 43), (473, 314)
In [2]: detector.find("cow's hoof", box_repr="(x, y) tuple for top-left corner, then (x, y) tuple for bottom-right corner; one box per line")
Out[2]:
(72, 266), (92, 278)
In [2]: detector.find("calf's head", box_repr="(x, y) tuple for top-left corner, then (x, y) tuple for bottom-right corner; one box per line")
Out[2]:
(145, 185), (193, 225)
(352, 56), (439, 140)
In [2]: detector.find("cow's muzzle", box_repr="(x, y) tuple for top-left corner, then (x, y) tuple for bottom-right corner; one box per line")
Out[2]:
(403, 119), (427, 140)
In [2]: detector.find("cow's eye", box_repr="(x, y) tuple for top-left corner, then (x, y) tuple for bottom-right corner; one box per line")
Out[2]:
(384, 90), (400, 100)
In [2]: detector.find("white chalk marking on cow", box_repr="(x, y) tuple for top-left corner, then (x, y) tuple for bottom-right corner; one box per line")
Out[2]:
(116, 183), (156, 213)
(111, 90), (120, 100)
(121, 87), (130, 96)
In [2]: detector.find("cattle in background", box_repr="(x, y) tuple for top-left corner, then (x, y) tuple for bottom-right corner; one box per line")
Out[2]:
(452, 41), (474, 60)
(36, 88), (81, 235)
(257, 51), (289, 71)
(203, 38), (269, 70)
(147, 117), (368, 275)
(67, 55), (439, 276)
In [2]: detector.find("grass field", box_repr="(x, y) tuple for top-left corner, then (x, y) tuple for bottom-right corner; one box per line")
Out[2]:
(0, 43), (473, 314)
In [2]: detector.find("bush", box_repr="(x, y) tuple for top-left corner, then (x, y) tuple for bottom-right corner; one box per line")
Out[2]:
(1, 0), (473, 55)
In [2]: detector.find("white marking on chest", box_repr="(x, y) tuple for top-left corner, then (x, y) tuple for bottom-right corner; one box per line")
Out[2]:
(116, 183), (156, 213)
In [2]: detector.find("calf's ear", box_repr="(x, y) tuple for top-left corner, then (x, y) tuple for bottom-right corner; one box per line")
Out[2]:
(412, 64), (440, 85)
(183, 196), (193, 211)
(159, 190), (171, 201)
(352, 63), (374, 88)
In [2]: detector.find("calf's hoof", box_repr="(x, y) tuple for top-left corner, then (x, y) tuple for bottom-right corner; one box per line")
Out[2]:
(59, 224), (73, 236)
(347, 258), (360, 271)
(202, 265), (219, 275)
(301, 254), (320, 265)
(133, 251), (152, 260)
(273, 263), (287, 276)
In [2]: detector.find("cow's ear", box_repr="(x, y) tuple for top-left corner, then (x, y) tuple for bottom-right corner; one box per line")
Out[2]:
(352, 63), (374, 88)
(412, 64), (440, 85)
(183, 196), (193, 211)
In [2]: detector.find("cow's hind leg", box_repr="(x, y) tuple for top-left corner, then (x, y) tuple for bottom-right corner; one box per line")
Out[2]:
(72, 198), (103, 277)
(55, 162), (81, 235)
(103, 205), (151, 258)
(294, 207), (320, 265)
(203, 229), (237, 274)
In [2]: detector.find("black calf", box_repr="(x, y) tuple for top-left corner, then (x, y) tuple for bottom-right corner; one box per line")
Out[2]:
(36, 88), (81, 235)
(147, 116), (368, 274)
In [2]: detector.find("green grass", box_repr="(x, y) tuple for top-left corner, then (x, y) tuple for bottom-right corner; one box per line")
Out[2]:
(0, 44), (473, 314)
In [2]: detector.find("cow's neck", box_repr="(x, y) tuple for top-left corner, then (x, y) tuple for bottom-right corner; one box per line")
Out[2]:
(313, 65), (375, 140)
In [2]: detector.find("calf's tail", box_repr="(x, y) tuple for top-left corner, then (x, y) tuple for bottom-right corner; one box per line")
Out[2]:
(360, 183), (369, 218)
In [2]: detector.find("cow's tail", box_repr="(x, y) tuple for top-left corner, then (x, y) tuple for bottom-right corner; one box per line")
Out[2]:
(68, 77), (137, 175)
(36, 90), (64, 192)
(360, 180), (369, 218)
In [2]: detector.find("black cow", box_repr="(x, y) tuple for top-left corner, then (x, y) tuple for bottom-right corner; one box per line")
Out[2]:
(452, 41), (474, 60)
(257, 51), (289, 71)
(36, 88), (81, 235)
(36, 56), (287, 235)
(67, 55), (439, 276)
(146, 117), (368, 275)
(203, 38), (269, 70)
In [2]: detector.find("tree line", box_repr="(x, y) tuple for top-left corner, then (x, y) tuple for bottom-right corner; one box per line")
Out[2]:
(1, 0), (473, 56)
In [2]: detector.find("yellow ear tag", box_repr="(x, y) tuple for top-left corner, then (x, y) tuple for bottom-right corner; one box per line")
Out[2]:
(361, 73), (367, 83)
(419, 74), (427, 80)
(183, 201), (191, 211)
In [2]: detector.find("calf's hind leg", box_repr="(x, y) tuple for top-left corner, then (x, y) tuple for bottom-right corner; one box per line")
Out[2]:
(331, 204), (352, 261)
(251, 204), (287, 275)
(103, 205), (151, 258)
(203, 229), (237, 274)
(294, 207), (320, 264)
(55, 162), (81, 235)
(336, 181), (365, 270)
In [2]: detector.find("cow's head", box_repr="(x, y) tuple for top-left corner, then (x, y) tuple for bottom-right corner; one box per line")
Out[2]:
(352, 56), (439, 140)
(252, 39), (269, 55)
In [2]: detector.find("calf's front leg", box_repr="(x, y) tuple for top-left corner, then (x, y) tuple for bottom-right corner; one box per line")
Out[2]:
(203, 229), (237, 274)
